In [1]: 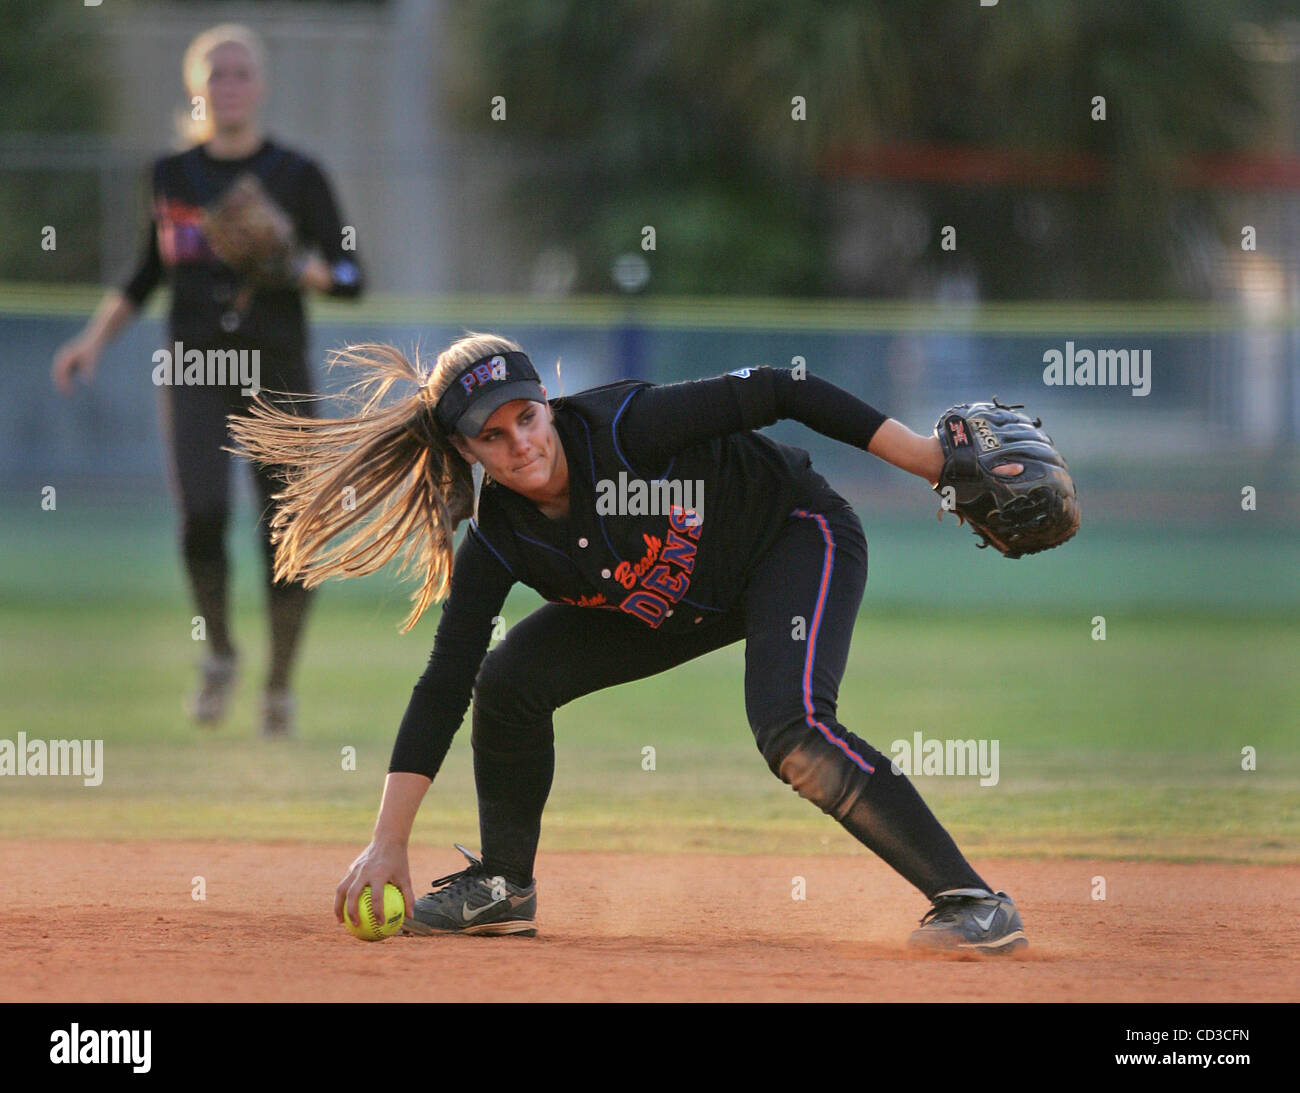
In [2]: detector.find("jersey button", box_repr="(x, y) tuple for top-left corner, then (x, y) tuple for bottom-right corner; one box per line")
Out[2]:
(578, 537), (588, 548)
(666, 609), (674, 617)
(693, 616), (703, 624)
(601, 568), (611, 579)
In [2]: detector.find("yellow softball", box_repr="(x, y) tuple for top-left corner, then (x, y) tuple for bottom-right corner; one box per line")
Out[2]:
(344, 883), (406, 942)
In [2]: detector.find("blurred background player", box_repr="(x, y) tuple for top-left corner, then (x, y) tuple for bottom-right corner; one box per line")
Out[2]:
(50, 23), (365, 737)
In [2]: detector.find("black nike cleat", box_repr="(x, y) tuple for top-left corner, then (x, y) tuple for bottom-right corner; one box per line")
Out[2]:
(908, 888), (1028, 955)
(403, 844), (537, 937)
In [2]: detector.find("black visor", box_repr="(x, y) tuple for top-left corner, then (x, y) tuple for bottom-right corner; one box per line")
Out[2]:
(434, 351), (546, 436)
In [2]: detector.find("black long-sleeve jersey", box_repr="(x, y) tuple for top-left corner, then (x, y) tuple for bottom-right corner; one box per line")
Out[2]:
(389, 365), (890, 779)
(121, 138), (363, 354)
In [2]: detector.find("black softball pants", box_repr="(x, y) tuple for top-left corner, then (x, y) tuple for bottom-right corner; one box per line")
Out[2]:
(470, 503), (990, 899)
(157, 350), (314, 689)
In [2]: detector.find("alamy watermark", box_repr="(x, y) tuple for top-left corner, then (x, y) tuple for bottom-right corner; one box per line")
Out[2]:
(50, 1025), (150, 1073)
(1042, 341), (1151, 397)
(0, 734), (103, 786)
(152, 341), (260, 396)
(889, 732), (999, 787)
(595, 471), (704, 526)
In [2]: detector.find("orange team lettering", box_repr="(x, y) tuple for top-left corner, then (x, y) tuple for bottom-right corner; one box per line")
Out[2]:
(668, 505), (702, 539)
(614, 533), (662, 590)
(558, 591), (608, 607)
(620, 507), (705, 626)
(155, 198), (209, 265)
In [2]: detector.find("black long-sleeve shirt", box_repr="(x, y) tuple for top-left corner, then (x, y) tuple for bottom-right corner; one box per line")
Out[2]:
(389, 366), (888, 779)
(122, 138), (363, 356)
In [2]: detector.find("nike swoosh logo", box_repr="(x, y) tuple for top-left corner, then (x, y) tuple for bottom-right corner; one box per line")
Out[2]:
(462, 900), (501, 922)
(973, 908), (998, 931)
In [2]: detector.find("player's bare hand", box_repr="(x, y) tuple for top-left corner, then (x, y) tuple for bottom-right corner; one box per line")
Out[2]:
(296, 254), (333, 293)
(52, 336), (101, 395)
(335, 839), (415, 926)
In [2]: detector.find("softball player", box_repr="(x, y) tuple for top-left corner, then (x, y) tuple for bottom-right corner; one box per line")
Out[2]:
(51, 24), (364, 736)
(231, 332), (1028, 953)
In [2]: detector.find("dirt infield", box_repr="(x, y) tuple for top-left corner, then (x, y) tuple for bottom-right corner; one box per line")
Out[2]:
(2, 841), (1296, 1002)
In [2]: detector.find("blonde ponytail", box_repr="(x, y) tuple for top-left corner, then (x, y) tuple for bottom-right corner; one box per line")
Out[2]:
(226, 333), (523, 632)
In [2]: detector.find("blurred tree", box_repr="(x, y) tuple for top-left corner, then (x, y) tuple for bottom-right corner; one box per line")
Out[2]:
(445, 0), (1285, 299)
(0, 0), (110, 283)
(442, 0), (831, 295)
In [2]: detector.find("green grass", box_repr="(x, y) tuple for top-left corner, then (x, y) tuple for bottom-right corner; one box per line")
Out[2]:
(5, 280), (1299, 331)
(6, 491), (1297, 615)
(1, 493), (1297, 863)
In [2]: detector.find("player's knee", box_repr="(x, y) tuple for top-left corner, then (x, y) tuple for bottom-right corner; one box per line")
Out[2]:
(181, 511), (227, 560)
(472, 646), (553, 738)
(472, 646), (518, 712)
(759, 728), (874, 822)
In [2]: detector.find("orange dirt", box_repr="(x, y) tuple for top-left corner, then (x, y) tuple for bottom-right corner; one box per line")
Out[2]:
(2, 841), (1296, 1002)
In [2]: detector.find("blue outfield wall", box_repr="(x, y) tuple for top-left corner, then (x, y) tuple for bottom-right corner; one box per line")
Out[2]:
(4, 299), (1298, 523)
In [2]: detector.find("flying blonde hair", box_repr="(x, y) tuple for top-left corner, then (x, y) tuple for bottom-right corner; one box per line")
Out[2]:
(226, 333), (525, 632)
(176, 23), (267, 147)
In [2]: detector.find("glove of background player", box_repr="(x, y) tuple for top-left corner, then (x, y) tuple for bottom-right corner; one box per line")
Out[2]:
(201, 173), (300, 288)
(933, 398), (1080, 558)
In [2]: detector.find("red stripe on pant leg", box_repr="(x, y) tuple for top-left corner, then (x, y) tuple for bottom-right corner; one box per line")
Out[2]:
(791, 509), (874, 774)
